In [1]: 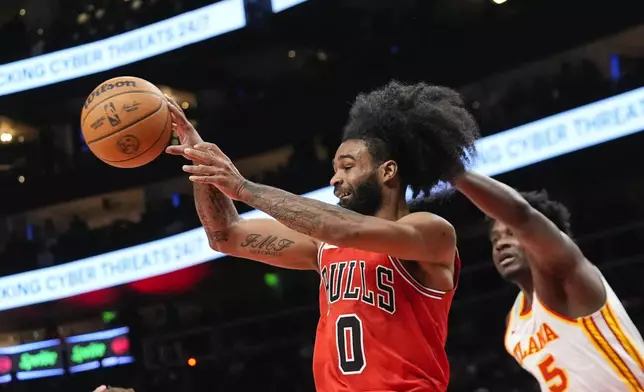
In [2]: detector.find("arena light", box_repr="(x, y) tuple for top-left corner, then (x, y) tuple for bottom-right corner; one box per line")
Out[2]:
(271, 0), (309, 13)
(0, 0), (246, 97)
(0, 87), (643, 311)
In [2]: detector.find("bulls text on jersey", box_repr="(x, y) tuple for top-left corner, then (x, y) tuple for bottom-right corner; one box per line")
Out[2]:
(320, 260), (395, 314)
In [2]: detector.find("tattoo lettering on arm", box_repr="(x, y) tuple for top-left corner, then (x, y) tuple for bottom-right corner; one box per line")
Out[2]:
(238, 181), (453, 266)
(193, 183), (240, 247)
(242, 182), (365, 238)
(209, 230), (229, 243)
(240, 233), (295, 257)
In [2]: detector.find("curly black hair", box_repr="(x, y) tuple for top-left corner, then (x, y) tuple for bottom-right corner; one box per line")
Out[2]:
(342, 81), (480, 197)
(519, 190), (573, 237)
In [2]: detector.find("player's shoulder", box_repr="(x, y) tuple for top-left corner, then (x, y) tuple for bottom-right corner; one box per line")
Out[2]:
(399, 211), (454, 228)
(318, 241), (350, 255)
(400, 212), (456, 248)
(506, 292), (523, 317)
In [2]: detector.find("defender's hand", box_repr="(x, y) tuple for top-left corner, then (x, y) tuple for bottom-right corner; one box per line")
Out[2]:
(182, 142), (247, 201)
(164, 95), (204, 162)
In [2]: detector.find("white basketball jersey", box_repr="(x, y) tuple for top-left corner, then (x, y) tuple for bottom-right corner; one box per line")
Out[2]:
(505, 274), (644, 392)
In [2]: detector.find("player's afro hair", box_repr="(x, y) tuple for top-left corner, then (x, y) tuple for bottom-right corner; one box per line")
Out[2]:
(519, 190), (573, 237)
(342, 80), (480, 197)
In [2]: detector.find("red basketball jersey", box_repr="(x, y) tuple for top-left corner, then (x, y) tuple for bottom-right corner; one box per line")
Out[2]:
(313, 242), (460, 392)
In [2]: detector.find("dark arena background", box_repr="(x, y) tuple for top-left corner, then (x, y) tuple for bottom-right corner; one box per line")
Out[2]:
(0, 0), (643, 391)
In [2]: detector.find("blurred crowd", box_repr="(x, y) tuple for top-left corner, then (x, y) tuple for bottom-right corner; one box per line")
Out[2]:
(470, 57), (644, 134)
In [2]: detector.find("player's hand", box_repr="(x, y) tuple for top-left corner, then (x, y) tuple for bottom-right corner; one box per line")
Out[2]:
(181, 142), (247, 201)
(164, 95), (204, 163)
(92, 386), (107, 392)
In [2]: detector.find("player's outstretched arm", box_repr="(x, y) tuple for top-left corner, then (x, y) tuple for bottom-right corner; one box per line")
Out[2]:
(191, 173), (319, 270)
(165, 98), (319, 271)
(182, 147), (454, 268)
(208, 216), (319, 270)
(236, 182), (456, 266)
(186, 148), (320, 270)
(181, 143), (454, 268)
(452, 171), (585, 275)
(452, 171), (605, 316)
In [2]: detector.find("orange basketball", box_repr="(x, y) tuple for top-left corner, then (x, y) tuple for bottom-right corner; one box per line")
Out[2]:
(80, 76), (172, 168)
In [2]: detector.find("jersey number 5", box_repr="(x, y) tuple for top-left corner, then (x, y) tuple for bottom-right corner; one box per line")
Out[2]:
(335, 314), (366, 374)
(537, 354), (569, 392)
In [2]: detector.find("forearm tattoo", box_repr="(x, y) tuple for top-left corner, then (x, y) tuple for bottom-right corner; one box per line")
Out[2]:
(193, 183), (239, 245)
(241, 181), (366, 239)
(240, 233), (295, 257)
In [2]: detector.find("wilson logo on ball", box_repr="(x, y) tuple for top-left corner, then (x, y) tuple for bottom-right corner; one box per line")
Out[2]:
(90, 117), (106, 130)
(84, 80), (138, 109)
(104, 102), (122, 126)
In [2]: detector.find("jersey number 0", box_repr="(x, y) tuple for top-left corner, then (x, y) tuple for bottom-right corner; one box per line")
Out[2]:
(335, 314), (367, 374)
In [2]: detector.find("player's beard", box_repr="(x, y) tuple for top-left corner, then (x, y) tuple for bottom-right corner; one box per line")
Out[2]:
(338, 172), (383, 216)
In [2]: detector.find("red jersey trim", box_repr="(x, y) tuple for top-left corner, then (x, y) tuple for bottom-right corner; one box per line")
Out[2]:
(453, 248), (462, 289)
(388, 256), (446, 299)
(317, 242), (326, 289)
(316, 241), (325, 272)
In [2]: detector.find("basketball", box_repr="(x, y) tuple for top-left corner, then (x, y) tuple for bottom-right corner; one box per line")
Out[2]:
(80, 76), (172, 168)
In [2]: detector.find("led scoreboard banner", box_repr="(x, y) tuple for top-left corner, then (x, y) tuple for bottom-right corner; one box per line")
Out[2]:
(0, 327), (133, 383)
(65, 326), (133, 373)
(0, 339), (65, 383)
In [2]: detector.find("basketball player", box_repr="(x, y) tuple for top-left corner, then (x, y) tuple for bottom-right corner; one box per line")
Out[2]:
(165, 82), (480, 391)
(451, 171), (644, 391)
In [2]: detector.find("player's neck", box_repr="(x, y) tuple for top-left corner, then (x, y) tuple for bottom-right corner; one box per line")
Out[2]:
(375, 197), (409, 221)
(515, 279), (534, 306)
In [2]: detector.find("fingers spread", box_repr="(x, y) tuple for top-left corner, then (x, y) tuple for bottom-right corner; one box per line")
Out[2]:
(166, 102), (186, 119)
(188, 175), (211, 183)
(166, 145), (190, 155)
(183, 148), (212, 161)
(165, 94), (181, 110)
(193, 142), (223, 155)
(182, 165), (217, 175)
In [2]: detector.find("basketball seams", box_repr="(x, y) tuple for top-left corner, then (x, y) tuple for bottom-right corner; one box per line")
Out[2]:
(80, 77), (172, 168)
(99, 109), (172, 164)
(85, 97), (165, 145)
